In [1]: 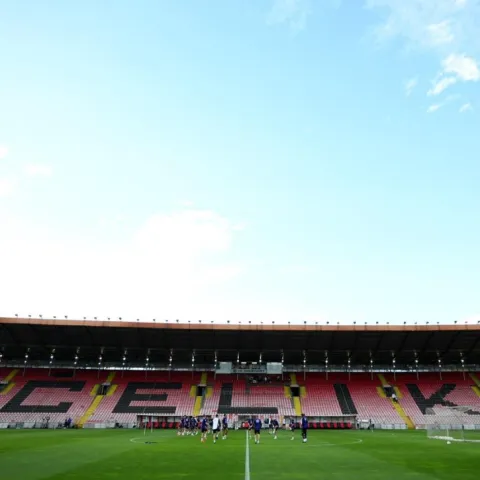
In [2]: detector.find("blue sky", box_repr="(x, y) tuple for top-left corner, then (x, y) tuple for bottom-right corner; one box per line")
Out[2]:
(0, 0), (479, 325)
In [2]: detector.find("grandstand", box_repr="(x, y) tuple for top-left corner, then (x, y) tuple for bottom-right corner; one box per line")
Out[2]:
(0, 317), (479, 430)
(1, 367), (479, 430)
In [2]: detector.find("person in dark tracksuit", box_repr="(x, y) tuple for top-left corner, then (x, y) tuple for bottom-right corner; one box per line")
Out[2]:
(290, 417), (296, 440)
(301, 413), (308, 443)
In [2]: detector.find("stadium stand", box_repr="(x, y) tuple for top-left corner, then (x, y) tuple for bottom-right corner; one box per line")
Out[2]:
(0, 369), (97, 426)
(345, 374), (403, 426)
(300, 374), (344, 417)
(381, 373), (480, 427)
(2, 367), (480, 428)
(1, 317), (479, 430)
(227, 380), (295, 415)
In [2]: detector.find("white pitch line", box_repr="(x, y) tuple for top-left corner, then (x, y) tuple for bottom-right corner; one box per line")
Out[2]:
(245, 429), (251, 480)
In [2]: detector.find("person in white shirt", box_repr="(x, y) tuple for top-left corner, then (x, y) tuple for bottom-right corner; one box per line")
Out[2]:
(212, 414), (221, 443)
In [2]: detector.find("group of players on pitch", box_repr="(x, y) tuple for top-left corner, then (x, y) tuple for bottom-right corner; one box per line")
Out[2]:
(178, 415), (229, 443)
(246, 414), (309, 444)
(178, 414), (309, 444)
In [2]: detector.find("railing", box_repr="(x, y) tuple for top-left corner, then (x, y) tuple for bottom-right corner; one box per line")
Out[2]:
(1, 361), (479, 373)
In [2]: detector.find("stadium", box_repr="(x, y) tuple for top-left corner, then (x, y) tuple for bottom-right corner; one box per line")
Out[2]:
(1, 316), (479, 479)
(2, 0), (480, 478)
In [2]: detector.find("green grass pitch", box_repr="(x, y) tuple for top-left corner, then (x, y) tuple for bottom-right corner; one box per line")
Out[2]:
(0, 428), (478, 479)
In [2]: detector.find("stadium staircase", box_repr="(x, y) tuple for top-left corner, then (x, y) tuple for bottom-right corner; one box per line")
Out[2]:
(78, 372), (116, 427)
(470, 373), (480, 397)
(378, 374), (415, 429)
(192, 372), (208, 416)
(289, 374), (303, 415)
(0, 369), (19, 395)
(292, 394), (302, 415)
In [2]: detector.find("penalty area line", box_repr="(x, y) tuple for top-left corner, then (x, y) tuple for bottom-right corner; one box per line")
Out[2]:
(245, 429), (250, 480)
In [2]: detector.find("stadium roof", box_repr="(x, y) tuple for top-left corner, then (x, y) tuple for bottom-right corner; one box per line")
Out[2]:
(0, 317), (479, 367)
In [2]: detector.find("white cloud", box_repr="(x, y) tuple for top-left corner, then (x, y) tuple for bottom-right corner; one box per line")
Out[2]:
(0, 178), (15, 197)
(367, 1), (466, 49)
(459, 102), (473, 113)
(425, 54), (479, 99)
(367, 0), (480, 97)
(267, 0), (311, 32)
(442, 53), (480, 81)
(405, 77), (418, 96)
(427, 20), (454, 45)
(427, 104), (442, 113)
(427, 75), (457, 95)
(426, 93), (460, 113)
(0, 208), (245, 321)
(0, 145), (8, 160)
(23, 164), (53, 177)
